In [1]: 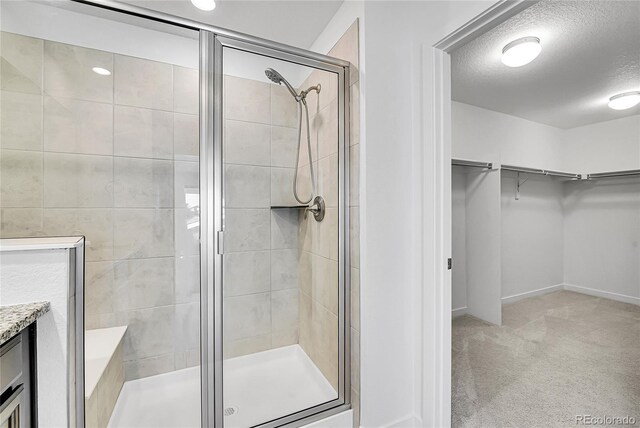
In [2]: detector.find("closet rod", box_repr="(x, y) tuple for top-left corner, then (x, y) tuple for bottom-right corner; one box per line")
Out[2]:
(587, 169), (640, 179)
(451, 158), (493, 169)
(501, 164), (581, 179)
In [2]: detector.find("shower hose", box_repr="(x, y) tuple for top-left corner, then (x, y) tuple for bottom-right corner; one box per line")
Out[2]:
(293, 98), (316, 205)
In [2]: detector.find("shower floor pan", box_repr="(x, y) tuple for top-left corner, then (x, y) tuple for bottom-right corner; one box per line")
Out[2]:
(108, 344), (336, 427)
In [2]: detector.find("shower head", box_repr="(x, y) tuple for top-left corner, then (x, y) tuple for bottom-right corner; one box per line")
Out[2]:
(265, 68), (299, 100)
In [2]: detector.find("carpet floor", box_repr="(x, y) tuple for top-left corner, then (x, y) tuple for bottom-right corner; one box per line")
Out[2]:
(452, 291), (640, 427)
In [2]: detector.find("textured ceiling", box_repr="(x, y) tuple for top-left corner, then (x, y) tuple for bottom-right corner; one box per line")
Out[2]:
(120, 0), (343, 49)
(451, 1), (640, 129)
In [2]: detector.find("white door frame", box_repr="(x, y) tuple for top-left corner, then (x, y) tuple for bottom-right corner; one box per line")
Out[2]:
(426, 1), (538, 426)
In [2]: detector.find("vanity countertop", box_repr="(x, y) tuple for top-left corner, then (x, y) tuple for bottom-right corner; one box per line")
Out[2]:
(0, 302), (50, 345)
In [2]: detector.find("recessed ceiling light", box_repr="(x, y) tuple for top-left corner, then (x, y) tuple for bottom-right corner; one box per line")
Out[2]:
(608, 91), (640, 110)
(501, 37), (542, 68)
(92, 67), (111, 76)
(190, 0), (216, 11)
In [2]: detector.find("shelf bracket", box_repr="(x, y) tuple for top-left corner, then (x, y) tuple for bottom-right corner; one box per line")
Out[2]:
(515, 172), (529, 200)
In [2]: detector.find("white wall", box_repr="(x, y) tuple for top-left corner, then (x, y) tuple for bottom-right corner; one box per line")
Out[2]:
(452, 101), (639, 304)
(561, 115), (640, 174)
(501, 173), (564, 299)
(563, 179), (640, 303)
(451, 171), (467, 312)
(360, 2), (495, 427)
(465, 170), (502, 325)
(452, 101), (564, 170)
(561, 115), (640, 303)
(453, 101), (640, 175)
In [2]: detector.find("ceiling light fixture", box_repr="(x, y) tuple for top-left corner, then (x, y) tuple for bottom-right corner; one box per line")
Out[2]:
(501, 37), (542, 68)
(608, 91), (640, 110)
(92, 67), (111, 76)
(190, 0), (216, 11)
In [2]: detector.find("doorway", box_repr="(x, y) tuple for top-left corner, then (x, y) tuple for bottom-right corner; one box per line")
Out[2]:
(439, 1), (640, 426)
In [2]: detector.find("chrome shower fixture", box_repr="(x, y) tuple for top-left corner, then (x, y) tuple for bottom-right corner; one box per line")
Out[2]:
(264, 68), (321, 103)
(264, 67), (322, 207)
(265, 68), (299, 100)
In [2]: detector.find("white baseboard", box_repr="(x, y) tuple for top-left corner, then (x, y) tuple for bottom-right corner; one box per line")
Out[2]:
(386, 414), (421, 428)
(563, 284), (640, 306)
(501, 284), (564, 304)
(452, 307), (467, 318)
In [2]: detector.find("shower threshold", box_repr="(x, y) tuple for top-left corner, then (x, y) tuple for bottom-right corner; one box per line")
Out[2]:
(108, 345), (336, 427)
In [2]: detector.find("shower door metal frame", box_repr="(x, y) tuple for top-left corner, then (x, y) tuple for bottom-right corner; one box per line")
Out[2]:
(205, 33), (352, 427)
(64, 1), (351, 426)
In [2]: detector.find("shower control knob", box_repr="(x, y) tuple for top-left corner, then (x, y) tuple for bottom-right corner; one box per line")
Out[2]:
(306, 196), (325, 222)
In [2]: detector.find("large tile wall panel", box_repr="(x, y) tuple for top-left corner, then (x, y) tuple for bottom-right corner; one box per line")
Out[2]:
(0, 149), (42, 207)
(223, 251), (271, 297)
(43, 208), (114, 261)
(43, 152), (113, 208)
(114, 258), (175, 311)
(334, 21), (362, 426)
(225, 120), (271, 166)
(44, 95), (113, 155)
(296, 20), (360, 421)
(1, 32), (43, 94)
(224, 293), (272, 342)
(222, 75), (300, 356)
(173, 66), (198, 115)
(113, 209), (174, 259)
(44, 41), (113, 103)
(114, 55), (172, 110)
(113, 158), (174, 208)
(0, 32), (201, 381)
(174, 113), (199, 159)
(224, 75), (270, 124)
(114, 106), (173, 159)
(271, 126), (298, 168)
(225, 208), (271, 252)
(1, 91), (43, 151)
(271, 85), (298, 128)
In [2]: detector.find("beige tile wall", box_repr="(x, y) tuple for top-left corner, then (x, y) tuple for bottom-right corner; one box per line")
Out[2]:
(297, 20), (360, 422)
(0, 32), (200, 380)
(332, 21), (361, 427)
(297, 62), (341, 392)
(1, 26), (360, 420)
(222, 75), (302, 358)
(85, 342), (124, 428)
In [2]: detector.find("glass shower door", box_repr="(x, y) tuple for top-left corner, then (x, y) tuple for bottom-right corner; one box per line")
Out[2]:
(215, 41), (348, 427)
(0, 3), (201, 427)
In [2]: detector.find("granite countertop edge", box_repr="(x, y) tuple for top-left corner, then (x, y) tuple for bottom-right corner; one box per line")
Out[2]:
(0, 302), (51, 346)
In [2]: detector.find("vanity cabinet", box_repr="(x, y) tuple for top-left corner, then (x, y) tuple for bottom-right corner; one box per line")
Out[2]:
(0, 326), (36, 428)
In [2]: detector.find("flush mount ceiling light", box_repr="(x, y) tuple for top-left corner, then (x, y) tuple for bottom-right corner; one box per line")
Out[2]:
(191, 0), (216, 11)
(501, 37), (542, 67)
(92, 67), (111, 76)
(608, 91), (640, 110)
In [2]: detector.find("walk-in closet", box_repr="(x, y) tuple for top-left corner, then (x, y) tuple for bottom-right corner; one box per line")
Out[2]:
(449, 1), (640, 426)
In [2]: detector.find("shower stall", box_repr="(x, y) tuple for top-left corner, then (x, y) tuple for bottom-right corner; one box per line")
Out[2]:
(0, 1), (352, 427)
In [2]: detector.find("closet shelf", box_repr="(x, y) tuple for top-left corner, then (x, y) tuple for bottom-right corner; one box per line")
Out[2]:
(452, 160), (640, 180)
(452, 158), (493, 170)
(587, 169), (640, 179)
(501, 164), (581, 180)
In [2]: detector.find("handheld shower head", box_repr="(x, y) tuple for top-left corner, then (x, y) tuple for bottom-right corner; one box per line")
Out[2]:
(264, 68), (283, 84)
(265, 68), (299, 100)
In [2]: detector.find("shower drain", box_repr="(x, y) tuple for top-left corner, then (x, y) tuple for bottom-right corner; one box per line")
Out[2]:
(224, 406), (239, 417)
